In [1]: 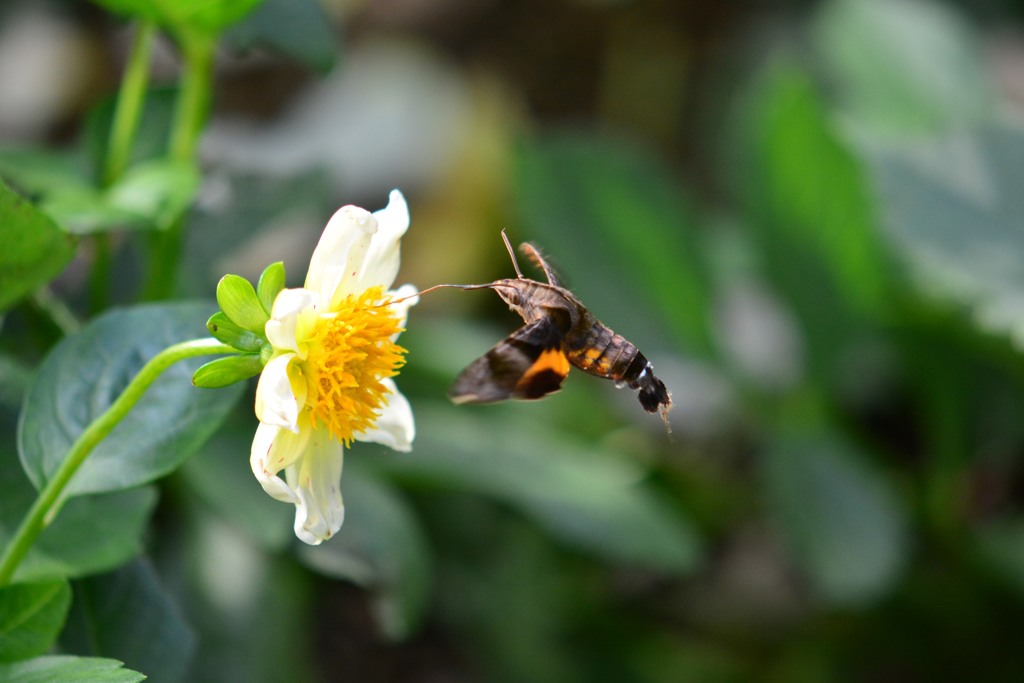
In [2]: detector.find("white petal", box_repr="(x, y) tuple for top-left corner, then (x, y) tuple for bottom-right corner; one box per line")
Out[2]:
(288, 430), (345, 545)
(305, 204), (377, 306)
(266, 288), (321, 356)
(250, 422), (311, 503)
(355, 378), (415, 452)
(356, 189), (410, 292)
(254, 353), (306, 430)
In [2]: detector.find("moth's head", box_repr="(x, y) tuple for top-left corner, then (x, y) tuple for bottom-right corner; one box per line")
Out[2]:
(493, 280), (524, 313)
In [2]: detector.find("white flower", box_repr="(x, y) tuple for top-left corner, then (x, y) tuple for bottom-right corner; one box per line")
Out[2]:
(250, 190), (418, 545)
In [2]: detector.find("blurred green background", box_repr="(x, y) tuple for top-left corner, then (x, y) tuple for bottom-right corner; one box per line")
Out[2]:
(5, 0), (1024, 680)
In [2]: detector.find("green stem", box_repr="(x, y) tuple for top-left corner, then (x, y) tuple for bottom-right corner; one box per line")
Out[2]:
(0, 338), (235, 586)
(169, 34), (214, 163)
(103, 20), (157, 187)
(143, 33), (215, 301)
(89, 234), (113, 314)
(29, 287), (80, 337)
(93, 21), (156, 311)
(902, 327), (969, 542)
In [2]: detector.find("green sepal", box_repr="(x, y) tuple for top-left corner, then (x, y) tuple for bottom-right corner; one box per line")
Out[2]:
(257, 261), (286, 315)
(192, 354), (264, 388)
(216, 273), (268, 333)
(206, 311), (264, 352)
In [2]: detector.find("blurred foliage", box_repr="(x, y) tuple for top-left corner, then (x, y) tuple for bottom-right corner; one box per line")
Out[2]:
(3, 0), (1024, 681)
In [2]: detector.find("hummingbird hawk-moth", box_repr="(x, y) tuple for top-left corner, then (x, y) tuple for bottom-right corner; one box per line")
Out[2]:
(419, 232), (672, 420)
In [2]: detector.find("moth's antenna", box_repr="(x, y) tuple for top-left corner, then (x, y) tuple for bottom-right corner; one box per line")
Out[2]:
(375, 230), (526, 309)
(501, 229), (524, 279)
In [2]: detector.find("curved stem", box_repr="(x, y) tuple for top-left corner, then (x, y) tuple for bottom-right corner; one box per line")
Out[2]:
(0, 338), (235, 586)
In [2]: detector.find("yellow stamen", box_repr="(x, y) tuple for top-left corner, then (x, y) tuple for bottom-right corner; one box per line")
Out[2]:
(304, 286), (406, 446)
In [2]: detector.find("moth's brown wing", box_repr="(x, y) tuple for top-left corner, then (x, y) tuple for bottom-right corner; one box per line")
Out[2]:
(449, 318), (570, 404)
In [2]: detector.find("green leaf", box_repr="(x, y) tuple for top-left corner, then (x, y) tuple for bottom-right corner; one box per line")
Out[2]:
(90, 0), (264, 37)
(0, 146), (165, 236)
(177, 169), (330, 300)
(87, 0), (160, 22)
(297, 466), (431, 640)
(5, 99), (195, 238)
(161, 0), (265, 36)
(18, 302), (244, 497)
(61, 560), (194, 683)
(814, 0), (991, 132)
(224, 0), (336, 72)
(0, 655), (145, 683)
(0, 449), (158, 583)
(39, 183), (145, 235)
(0, 580), (71, 662)
(192, 354), (263, 388)
(216, 274), (268, 333)
(31, 158), (199, 235)
(856, 123), (1024, 346)
(763, 431), (909, 604)
(976, 518), (1024, 600)
(171, 524), (314, 682)
(746, 65), (890, 315)
(514, 134), (710, 352)
(179, 419), (292, 550)
(256, 262), (285, 316)
(0, 178), (75, 311)
(0, 149), (92, 198)
(0, 354), (33, 410)
(12, 490), (158, 584)
(105, 158), (201, 231)
(427, 513), (586, 682)
(627, 637), (749, 683)
(371, 405), (701, 573)
(205, 312), (264, 352)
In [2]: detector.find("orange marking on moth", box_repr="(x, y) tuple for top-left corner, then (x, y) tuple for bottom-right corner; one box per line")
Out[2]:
(520, 349), (571, 384)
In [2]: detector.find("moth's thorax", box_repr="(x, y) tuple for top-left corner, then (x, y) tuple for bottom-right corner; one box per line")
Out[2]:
(496, 279), (580, 326)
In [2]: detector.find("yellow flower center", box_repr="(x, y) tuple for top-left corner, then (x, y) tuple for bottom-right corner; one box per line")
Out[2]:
(304, 286), (406, 446)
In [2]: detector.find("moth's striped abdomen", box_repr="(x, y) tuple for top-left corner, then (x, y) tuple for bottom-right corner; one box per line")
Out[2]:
(566, 321), (671, 414)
